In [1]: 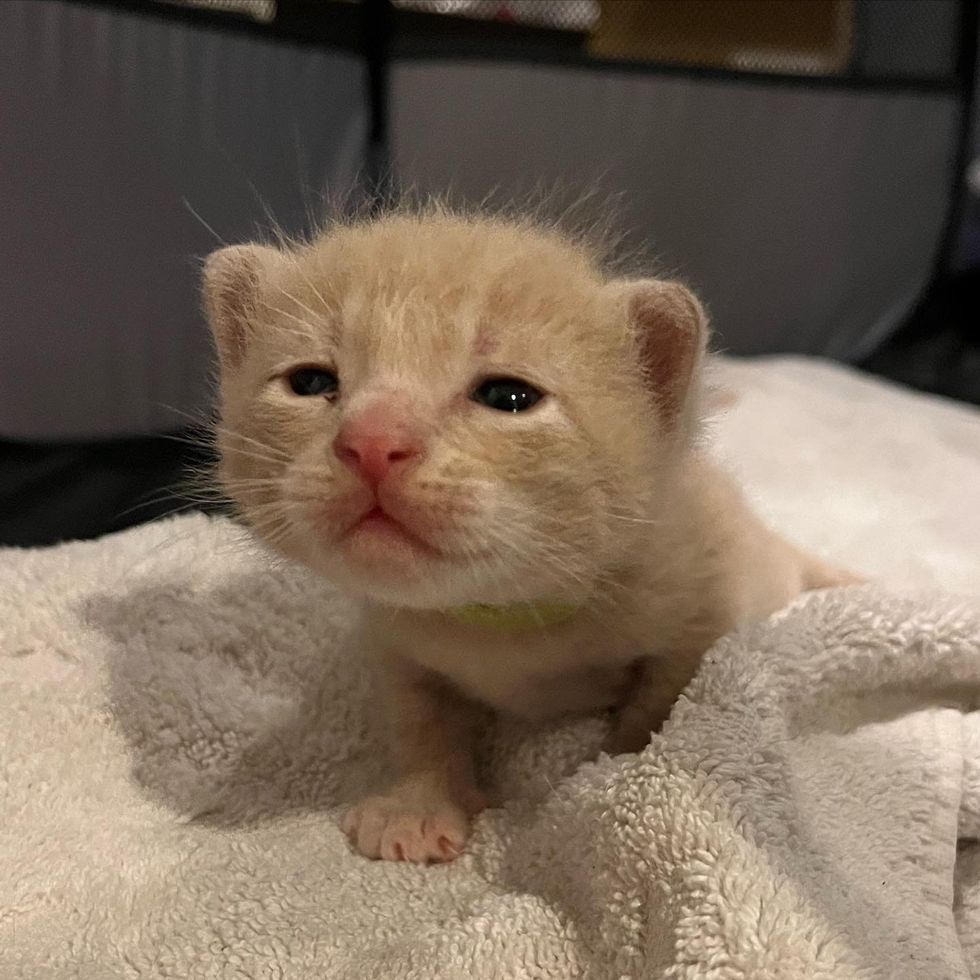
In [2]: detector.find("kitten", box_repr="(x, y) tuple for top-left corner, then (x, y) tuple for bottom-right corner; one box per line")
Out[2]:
(202, 208), (855, 863)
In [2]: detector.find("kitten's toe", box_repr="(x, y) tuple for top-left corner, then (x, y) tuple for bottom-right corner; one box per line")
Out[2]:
(343, 794), (471, 863)
(341, 799), (387, 858)
(380, 807), (469, 863)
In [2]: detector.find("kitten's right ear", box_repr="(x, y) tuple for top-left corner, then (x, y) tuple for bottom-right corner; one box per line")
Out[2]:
(202, 244), (280, 370)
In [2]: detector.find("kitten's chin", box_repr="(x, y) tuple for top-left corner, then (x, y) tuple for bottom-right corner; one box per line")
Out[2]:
(294, 506), (598, 610)
(317, 552), (470, 609)
(298, 529), (517, 610)
(310, 542), (591, 612)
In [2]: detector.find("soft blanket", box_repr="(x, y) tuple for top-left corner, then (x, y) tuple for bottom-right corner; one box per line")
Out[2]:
(2, 356), (979, 979)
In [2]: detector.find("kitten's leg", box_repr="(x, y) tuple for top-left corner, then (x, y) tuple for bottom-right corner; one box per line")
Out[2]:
(801, 551), (866, 590)
(604, 651), (703, 755)
(343, 666), (487, 863)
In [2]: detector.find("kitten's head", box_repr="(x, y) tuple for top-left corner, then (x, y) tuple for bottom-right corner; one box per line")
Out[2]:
(203, 211), (707, 609)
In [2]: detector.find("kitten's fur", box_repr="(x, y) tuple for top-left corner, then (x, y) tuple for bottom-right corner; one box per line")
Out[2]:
(203, 208), (855, 863)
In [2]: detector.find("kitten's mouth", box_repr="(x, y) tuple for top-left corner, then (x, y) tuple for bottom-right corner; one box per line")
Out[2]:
(342, 504), (443, 559)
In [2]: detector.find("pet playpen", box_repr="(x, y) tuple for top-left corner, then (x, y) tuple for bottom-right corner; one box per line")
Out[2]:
(0, 0), (976, 543)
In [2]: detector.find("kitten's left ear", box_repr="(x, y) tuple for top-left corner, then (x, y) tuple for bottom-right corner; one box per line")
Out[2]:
(609, 278), (708, 429)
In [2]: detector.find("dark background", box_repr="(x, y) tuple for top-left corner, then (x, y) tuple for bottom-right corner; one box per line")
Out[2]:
(1, 0), (978, 546)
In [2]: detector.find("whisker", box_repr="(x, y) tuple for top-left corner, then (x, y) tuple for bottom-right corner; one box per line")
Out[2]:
(278, 286), (326, 324)
(606, 510), (663, 527)
(219, 477), (286, 491)
(111, 488), (226, 522)
(153, 402), (219, 431)
(258, 301), (318, 336)
(211, 426), (288, 460)
(285, 254), (334, 314)
(182, 198), (227, 246)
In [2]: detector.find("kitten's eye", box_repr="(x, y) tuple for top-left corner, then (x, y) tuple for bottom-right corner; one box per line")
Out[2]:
(287, 367), (339, 398)
(472, 377), (544, 413)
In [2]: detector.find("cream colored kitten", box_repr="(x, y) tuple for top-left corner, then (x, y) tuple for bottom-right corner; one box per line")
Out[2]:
(203, 208), (854, 864)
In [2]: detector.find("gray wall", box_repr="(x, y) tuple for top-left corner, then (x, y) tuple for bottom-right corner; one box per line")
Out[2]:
(392, 61), (958, 359)
(0, 0), (367, 440)
(0, 2), (964, 439)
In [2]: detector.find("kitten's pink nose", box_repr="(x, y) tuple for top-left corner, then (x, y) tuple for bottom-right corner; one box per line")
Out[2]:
(333, 409), (423, 486)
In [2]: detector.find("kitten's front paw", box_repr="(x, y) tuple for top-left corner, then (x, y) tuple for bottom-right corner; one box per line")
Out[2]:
(342, 791), (474, 863)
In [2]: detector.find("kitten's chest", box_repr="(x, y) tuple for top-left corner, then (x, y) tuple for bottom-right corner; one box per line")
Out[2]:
(386, 614), (643, 720)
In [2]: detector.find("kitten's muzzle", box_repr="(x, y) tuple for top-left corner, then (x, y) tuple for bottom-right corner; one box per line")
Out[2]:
(332, 402), (424, 488)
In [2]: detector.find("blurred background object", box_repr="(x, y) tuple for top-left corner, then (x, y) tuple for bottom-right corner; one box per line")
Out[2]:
(588, 0), (852, 73)
(393, 1), (600, 33)
(1, 0), (977, 545)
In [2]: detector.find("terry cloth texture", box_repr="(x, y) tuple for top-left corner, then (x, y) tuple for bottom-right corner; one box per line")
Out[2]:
(2, 355), (979, 979)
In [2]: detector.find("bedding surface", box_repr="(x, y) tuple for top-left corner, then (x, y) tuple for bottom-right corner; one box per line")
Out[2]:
(2, 356), (979, 979)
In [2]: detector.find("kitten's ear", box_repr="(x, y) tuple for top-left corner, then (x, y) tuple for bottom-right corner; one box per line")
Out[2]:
(611, 278), (708, 428)
(202, 244), (281, 370)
